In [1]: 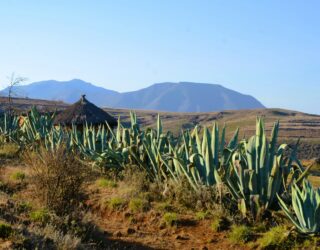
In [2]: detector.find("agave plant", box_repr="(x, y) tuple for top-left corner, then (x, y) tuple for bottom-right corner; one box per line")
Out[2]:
(69, 121), (127, 169)
(0, 113), (20, 143)
(225, 118), (307, 220)
(128, 114), (177, 182)
(169, 123), (239, 192)
(278, 180), (320, 234)
(44, 126), (65, 151)
(19, 107), (56, 146)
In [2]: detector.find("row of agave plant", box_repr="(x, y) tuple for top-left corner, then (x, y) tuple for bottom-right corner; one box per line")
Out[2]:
(0, 107), (319, 234)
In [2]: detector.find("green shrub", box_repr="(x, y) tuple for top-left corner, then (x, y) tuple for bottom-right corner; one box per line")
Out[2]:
(29, 209), (50, 224)
(195, 211), (209, 221)
(211, 217), (227, 232)
(10, 171), (26, 181)
(229, 225), (252, 244)
(162, 212), (178, 227)
(156, 202), (174, 212)
(258, 226), (291, 249)
(18, 202), (32, 212)
(96, 178), (117, 188)
(300, 237), (319, 249)
(108, 197), (125, 210)
(129, 198), (148, 213)
(0, 223), (13, 238)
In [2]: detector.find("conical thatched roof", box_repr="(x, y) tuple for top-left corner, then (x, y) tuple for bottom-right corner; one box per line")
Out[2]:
(54, 95), (117, 126)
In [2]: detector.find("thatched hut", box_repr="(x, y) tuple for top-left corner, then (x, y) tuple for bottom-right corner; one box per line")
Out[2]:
(54, 95), (117, 128)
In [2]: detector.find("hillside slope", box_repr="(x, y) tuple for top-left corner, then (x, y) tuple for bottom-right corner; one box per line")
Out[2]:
(111, 82), (265, 112)
(0, 97), (319, 159)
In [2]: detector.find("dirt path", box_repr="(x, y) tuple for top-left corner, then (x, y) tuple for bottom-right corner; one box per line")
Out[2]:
(86, 191), (250, 250)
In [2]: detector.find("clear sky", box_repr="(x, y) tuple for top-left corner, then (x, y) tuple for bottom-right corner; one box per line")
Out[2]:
(1, 1), (320, 114)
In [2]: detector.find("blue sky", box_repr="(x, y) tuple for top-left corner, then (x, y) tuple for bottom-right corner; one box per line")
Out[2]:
(0, 0), (320, 114)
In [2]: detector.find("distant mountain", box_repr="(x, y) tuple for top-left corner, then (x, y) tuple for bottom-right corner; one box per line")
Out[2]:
(0, 79), (265, 112)
(0, 79), (119, 105)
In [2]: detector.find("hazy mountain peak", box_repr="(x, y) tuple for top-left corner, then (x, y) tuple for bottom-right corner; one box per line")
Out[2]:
(0, 79), (265, 112)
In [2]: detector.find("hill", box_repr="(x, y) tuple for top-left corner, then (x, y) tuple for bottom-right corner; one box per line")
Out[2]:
(0, 79), (264, 112)
(0, 79), (118, 105)
(1, 96), (319, 159)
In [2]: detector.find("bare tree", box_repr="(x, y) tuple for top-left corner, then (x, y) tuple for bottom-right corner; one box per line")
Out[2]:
(6, 73), (27, 117)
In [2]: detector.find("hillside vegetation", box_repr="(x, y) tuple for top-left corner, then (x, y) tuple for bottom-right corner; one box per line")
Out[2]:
(0, 107), (319, 249)
(1, 96), (320, 159)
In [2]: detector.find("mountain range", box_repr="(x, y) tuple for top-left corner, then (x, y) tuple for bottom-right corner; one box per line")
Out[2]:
(0, 79), (265, 112)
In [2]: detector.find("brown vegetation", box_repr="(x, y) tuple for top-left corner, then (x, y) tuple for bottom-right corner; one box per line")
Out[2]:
(23, 147), (88, 215)
(0, 152), (319, 249)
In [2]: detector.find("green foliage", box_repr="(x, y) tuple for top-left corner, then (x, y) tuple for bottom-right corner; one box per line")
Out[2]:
(0, 222), (13, 238)
(195, 211), (209, 221)
(162, 212), (178, 227)
(10, 171), (26, 181)
(18, 202), (32, 212)
(129, 198), (149, 213)
(170, 123), (239, 192)
(20, 107), (57, 148)
(258, 226), (291, 249)
(228, 225), (252, 244)
(156, 202), (174, 212)
(0, 109), (313, 230)
(278, 179), (320, 234)
(96, 178), (117, 188)
(211, 217), (226, 232)
(29, 209), (50, 224)
(108, 197), (125, 210)
(0, 114), (19, 143)
(226, 118), (307, 220)
(299, 237), (320, 249)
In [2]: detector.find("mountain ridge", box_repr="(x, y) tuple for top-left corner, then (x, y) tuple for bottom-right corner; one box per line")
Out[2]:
(0, 79), (265, 112)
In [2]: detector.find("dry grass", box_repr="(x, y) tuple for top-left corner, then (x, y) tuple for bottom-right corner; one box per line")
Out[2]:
(0, 143), (20, 158)
(23, 147), (89, 215)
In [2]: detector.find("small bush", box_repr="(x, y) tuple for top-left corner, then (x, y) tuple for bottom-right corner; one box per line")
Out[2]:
(24, 147), (88, 215)
(195, 211), (209, 221)
(0, 222), (13, 238)
(96, 178), (117, 188)
(31, 223), (82, 249)
(29, 209), (50, 224)
(162, 212), (178, 227)
(156, 202), (174, 212)
(229, 225), (252, 244)
(18, 202), (32, 213)
(10, 171), (26, 181)
(165, 178), (219, 210)
(165, 178), (198, 208)
(211, 217), (229, 232)
(122, 166), (150, 194)
(108, 197), (125, 210)
(300, 237), (319, 249)
(129, 198), (149, 213)
(258, 226), (291, 249)
(0, 143), (19, 158)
